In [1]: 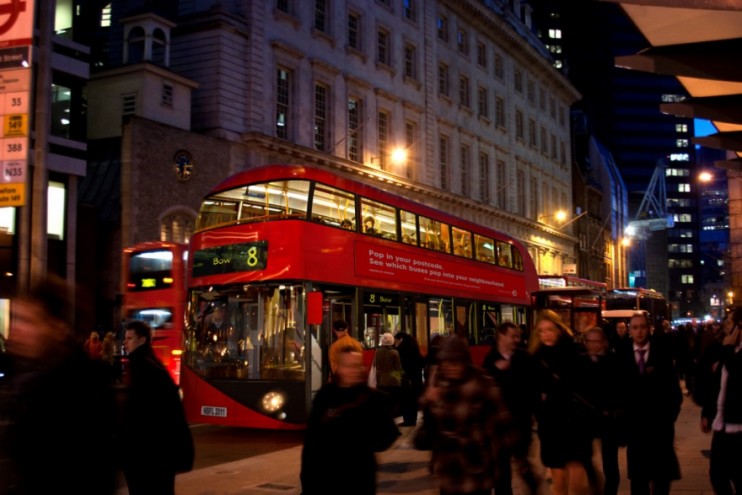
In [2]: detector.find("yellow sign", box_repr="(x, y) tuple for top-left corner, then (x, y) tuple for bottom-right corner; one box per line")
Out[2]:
(3, 113), (25, 136)
(0, 182), (24, 207)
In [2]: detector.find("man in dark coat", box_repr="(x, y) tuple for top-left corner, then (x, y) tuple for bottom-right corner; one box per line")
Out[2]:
(618, 312), (683, 495)
(300, 347), (399, 495)
(120, 320), (194, 495)
(482, 321), (539, 495)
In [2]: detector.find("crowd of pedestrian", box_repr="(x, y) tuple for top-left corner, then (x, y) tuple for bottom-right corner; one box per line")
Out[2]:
(1, 276), (193, 495)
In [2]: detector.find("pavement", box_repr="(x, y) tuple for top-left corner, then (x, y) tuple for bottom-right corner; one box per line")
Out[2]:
(116, 393), (715, 495)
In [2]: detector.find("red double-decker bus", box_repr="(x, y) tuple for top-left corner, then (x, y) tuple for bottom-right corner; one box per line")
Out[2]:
(122, 241), (188, 385)
(182, 164), (539, 429)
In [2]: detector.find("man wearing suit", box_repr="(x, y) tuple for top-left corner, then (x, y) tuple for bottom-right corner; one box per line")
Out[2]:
(619, 312), (683, 495)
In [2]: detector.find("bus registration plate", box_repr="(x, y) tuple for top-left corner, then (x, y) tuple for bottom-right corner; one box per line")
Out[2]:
(201, 405), (228, 417)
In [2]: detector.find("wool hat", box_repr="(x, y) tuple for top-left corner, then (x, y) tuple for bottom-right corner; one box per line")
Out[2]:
(380, 332), (395, 346)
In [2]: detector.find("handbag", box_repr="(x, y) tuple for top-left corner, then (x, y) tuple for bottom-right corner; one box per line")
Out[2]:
(367, 352), (378, 388)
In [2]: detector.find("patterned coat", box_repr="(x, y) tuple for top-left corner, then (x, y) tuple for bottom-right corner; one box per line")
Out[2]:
(421, 365), (510, 494)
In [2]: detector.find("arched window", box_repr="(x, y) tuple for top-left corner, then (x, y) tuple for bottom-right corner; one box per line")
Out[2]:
(160, 209), (195, 244)
(152, 28), (167, 66)
(127, 26), (146, 64)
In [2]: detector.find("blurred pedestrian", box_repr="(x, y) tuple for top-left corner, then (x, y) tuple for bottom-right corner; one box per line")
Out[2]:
(421, 335), (511, 495)
(83, 330), (103, 360)
(577, 326), (624, 495)
(609, 320), (631, 354)
(395, 331), (424, 426)
(101, 331), (116, 366)
(699, 308), (742, 495)
(618, 312), (682, 495)
(482, 321), (540, 495)
(373, 332), (403, 417)
(120, 320), (194, 495)
(529, 310), (592, 495)
(328, 319), (363, 379)
(4, 276), (117, 495)
(300, 347), (399, 495)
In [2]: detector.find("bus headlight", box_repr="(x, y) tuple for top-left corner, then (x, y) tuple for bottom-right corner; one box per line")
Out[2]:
(261, 391), (285, 413)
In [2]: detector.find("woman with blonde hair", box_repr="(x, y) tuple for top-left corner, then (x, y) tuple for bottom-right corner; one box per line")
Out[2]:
(530, 309), (593, 495)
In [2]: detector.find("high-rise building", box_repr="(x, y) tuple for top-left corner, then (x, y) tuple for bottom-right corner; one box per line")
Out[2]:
(531, 0), (706, 319)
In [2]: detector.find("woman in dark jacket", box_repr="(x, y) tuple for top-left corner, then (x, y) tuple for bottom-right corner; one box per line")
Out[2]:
(529, 310), (593, 495)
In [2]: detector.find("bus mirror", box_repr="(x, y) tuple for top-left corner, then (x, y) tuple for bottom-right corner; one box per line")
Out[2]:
(307, 292), (323, 325)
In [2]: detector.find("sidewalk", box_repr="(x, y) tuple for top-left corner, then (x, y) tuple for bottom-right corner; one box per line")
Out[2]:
(118, 395), (714, 495)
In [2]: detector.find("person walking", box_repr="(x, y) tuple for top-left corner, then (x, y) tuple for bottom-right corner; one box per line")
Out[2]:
(120, 320), (194, 495)
(328, 319), (363, 379)
(4, 277), (117, 495)
(699, 308), (742, 495)
(529, 310), (593, 495)
(577, 326), (624, 495)
(372, 332), (404, 417)
(618, 312), (682, 495)
(300, 347), (399, 495)
(394, 331), (424, 426)
(421, 335), (511, 495)
(482, 321), (540, 495)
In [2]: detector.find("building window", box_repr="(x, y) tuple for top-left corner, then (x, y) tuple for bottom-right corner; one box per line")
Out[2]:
(676, 138), (689, 148)
(676, 123), (688, 133)
(551, 134), (557, 160)
(437, 14), (448, 42)
(528, 119), (536, 147)
(377, 28), (391, 66)
(459, 75), (470, 108)
(497, 159), (506, 209)
(479, 152), (490, 203)
(457, 29), (469, 55)
(403, 0), (416, 21)
(516, 170), (526, 215)
(348, 97), (363, 162)
(100, 4), (112, 27)
(527, 80), (535, 104)
(122, 93), (136, 116)
(681, 274), (694, 284)
(515, 109), (524, 139)
(679, 183), (690, 192)
(348, 12), (361, 51)
(494, 53), (503, 78)
(478, 86), (488, 118)
(404, 43), (417, 79)
(514, 69), (523, 93)
(549, 97), (556, 118)
(276, 67), (291, 139)
(530, 176), (538, 220)
(495, 96), (505, 127)
(477, 42), (486, 68)
(314, 83), (329, 151)
(314, 0), (328, 33)
(438, 62), (449, 96)
(440, 135), (449, 190)
(277, 0), (290, 13)
(539, 88), (546, 111)
(560, 141), (566, 165)
(405, 121), (416, 179)
(460, 144), (470, 196)
(540, 126), (547, 153)
(377, 110), (390, 170)
(161, 83), (173, 107)
(161, 211), (194, 244)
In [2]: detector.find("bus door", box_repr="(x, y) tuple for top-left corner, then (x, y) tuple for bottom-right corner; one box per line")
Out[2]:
(361, 290), (401, 348)
(318, 288), (354, 384)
